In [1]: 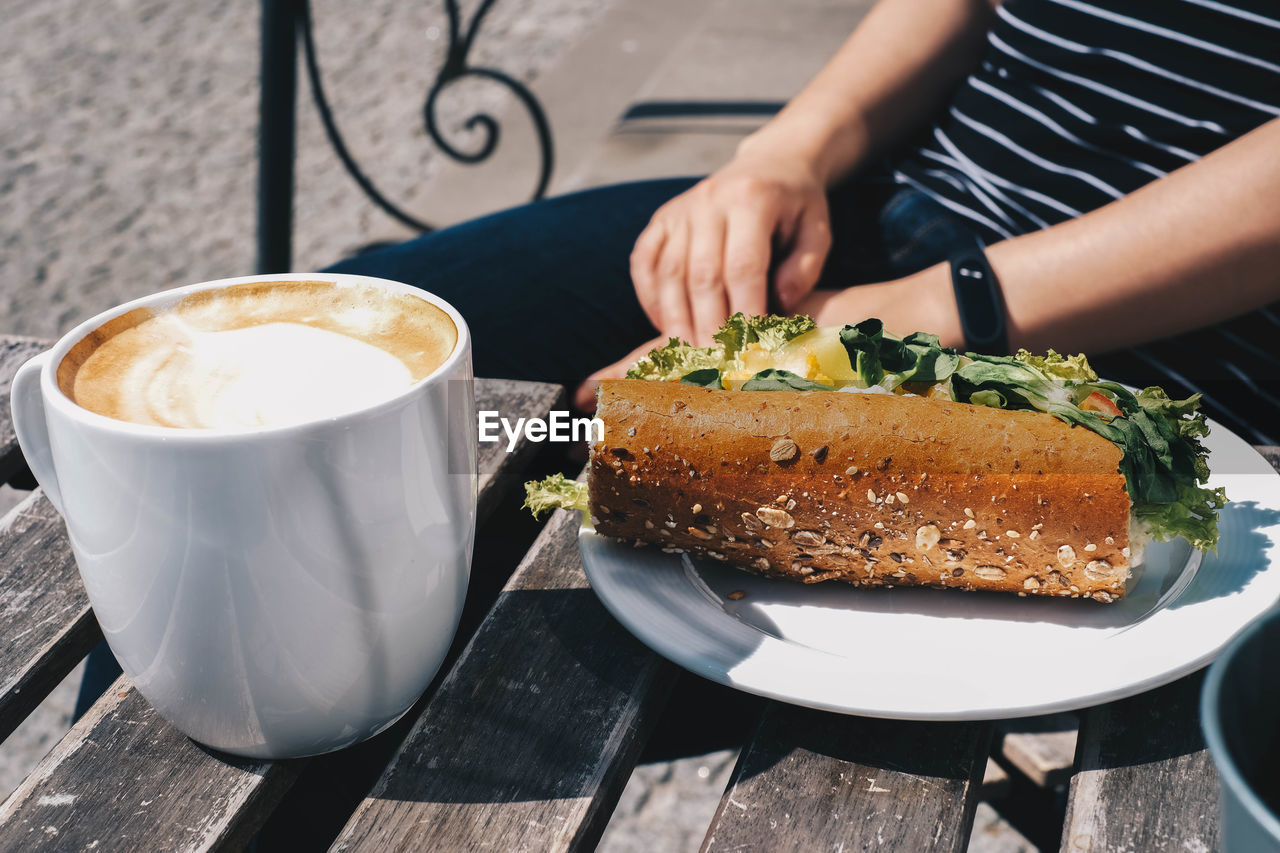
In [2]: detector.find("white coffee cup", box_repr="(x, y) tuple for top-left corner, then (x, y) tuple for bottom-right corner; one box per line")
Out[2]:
(9, 273), (477, 758)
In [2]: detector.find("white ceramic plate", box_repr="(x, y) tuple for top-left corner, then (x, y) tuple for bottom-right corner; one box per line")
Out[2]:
(580, 422), (1280, 720)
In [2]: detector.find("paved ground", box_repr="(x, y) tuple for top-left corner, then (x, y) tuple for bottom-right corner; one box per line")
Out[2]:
(0, 0), (619, 340)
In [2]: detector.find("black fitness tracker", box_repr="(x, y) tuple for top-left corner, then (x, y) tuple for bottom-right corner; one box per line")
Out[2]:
(949, 245), (1009, 355)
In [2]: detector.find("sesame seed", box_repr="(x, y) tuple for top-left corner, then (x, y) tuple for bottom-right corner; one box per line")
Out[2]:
(963, 519), (976, 530)
(867, 489), (877, 503)
(691, 503), (702, 514)
(964, 508), (974, 518)
(1084, 543), (1097, 552)
(896, 492), (909, 504)
(1006, 530), (1021, 539)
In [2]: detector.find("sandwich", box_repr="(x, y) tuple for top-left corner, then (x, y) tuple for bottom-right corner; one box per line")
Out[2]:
(525, 315), (1226, 602)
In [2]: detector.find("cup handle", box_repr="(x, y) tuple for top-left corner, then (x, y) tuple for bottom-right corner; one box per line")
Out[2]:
(10, 352), (64, 515)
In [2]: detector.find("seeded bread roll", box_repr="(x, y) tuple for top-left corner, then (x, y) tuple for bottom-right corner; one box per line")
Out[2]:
(589, 380), (1133, 602)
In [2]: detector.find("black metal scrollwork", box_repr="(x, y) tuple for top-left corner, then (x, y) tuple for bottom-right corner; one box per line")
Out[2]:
(297, 0), (554, 234)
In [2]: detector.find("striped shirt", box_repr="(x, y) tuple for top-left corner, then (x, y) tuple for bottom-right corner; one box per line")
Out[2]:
(892, 0), (1280, 445)
(893, 0), (1280, 241)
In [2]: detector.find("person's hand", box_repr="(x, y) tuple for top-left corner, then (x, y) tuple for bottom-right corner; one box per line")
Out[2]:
(630, 152), (833, 346)
(573, 336), (665, 413)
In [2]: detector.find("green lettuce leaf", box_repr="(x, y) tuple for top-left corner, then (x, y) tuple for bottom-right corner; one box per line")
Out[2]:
(951, 356), (1077, 412)
(680, 368), (724, 388)
(903, 332), (960, 384)
(626, 338), (723, 381)
(839, 321), (959, 388)
(1133, 481), (1228, 552)
(522, 474), (589, 519)
(840, 319), (911, 387)
(740, 369), (836, 391)
(713, 313), (816, 360)
(969, 389), (1007, 408)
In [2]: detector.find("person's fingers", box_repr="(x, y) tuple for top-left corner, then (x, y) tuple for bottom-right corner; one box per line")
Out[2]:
(685, 210), (729, 345)
(629, 219), (667, 330)
(774, 200), (833, 310)
(574, 336), (665, 413)
(722, 204), (774, 320)
(654, 219), (695, 342)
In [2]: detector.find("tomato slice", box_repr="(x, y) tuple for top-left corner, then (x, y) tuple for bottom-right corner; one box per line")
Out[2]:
(1081, 391), (1123, 418)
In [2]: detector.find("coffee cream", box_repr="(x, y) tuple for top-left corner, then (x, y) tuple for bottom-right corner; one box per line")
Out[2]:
(58, 280), (458, 429)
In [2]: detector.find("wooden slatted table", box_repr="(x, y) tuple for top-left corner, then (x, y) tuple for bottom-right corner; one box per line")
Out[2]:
(0, 335), (1261, 852)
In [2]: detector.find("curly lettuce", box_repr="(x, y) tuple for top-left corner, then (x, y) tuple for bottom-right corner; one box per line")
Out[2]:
(627, 314), (817, 382)
(522, 474), (589, 519)
(626, 338), (723, 381)
(1015, 349), (1098, 383)
(714, 313), (816, 359)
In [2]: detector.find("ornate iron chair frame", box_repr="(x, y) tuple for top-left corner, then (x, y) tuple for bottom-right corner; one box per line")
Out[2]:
(256, 0), (554, 273)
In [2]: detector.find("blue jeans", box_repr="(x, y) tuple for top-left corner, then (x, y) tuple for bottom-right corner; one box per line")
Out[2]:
(74, 176), (983, 717)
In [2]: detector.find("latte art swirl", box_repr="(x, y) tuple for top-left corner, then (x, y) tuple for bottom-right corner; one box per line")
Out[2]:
(59, 280), (457, 429)
(127, 320), (416, 429)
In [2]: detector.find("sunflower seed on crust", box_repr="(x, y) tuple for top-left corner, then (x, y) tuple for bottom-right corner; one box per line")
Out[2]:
(770, 438), (799, 462)
(756, 507), (795, 529)
(1084, 559), (1116, 581)
(792, 530), (827, 548)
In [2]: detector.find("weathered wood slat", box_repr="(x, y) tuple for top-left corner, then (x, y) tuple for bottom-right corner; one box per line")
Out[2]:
(474, 378), (566, 523)
(0, 379), (563, 850)
(0, 336), (53, 485)
(1062, 671), (1218, 852)
(0, 491), (99, 745)
(703, 708), (992, 852)
(331, 508), (678, 852)
(995, 713), (1079, 789)
(0, 675), (299, 851)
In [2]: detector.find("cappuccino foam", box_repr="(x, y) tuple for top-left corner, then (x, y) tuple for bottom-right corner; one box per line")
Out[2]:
(59, 280), (457, 429)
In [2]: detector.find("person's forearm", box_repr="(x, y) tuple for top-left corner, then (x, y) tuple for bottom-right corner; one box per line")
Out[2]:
(809, 117), (1280, 354)
(737, 0), (996, 186)
(990, 116), (1280, 354)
